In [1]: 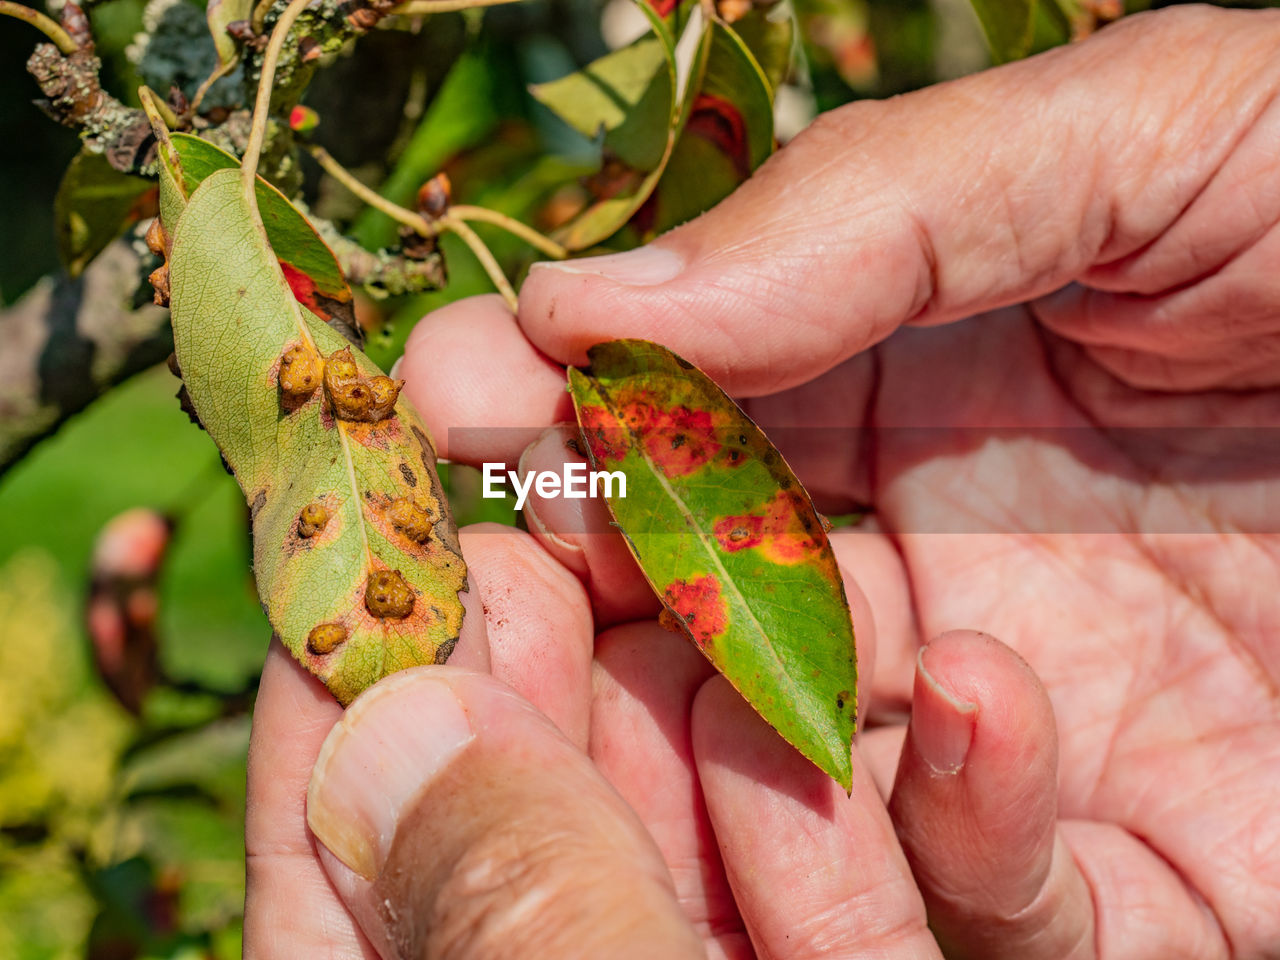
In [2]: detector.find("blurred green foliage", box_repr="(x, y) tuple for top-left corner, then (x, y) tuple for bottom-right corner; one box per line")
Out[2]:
(2, 0), (1279, 955)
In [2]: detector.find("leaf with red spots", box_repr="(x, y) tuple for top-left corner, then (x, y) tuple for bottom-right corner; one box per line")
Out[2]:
(569, 340), (858, 790)
(637, 12), (786, 238)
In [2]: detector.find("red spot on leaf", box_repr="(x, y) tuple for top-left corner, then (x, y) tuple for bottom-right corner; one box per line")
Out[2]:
(578, 403), (629, 464)
(714, 514), (765, 551)
(642, 404), (722, 476)
(686, 93), (750, 179)
(280, 260), (319, 312)
(714, 490), (825, 564)
(663, 575), (728, 647)
(646, 0), (676, 17)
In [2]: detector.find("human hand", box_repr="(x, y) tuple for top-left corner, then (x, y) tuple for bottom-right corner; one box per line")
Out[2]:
(385, 6), (1280, 958)
(243, 523), (985, 958)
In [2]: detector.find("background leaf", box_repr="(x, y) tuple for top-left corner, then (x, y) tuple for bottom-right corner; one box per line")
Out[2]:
(54, 150), (155, 278)
(542, 0), (682, 250)
(643, 17), (779, 236)
(568, 340), (857, 789)
(969, 0), (1036, 62)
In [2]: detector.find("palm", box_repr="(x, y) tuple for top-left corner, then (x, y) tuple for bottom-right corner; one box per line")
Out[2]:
(726, 305), (1280, 950)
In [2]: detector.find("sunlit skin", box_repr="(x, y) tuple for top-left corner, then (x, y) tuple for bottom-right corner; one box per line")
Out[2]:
(244, 8), (1280, 959)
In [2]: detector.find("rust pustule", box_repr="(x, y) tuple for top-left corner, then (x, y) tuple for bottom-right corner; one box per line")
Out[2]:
(148, 262), (170, 307)
(329, 381), (372, 420)
(280, 344), (323, 399)
(324, 348), (399, 422)
(145, 217), (166, 256)
(365, 570), (414, 619)
(307, 622), (347, 655)
(297, 501), (330, 538)
(367, 376), (403, 421)
(387, 497), (432, 543)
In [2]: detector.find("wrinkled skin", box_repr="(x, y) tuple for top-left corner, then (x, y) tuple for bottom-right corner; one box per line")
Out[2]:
(244, 7), (1280, 959)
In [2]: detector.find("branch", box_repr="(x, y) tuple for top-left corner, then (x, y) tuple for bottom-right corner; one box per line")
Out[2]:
(26, 43), (156, 173)
(0, 241), (173, 474)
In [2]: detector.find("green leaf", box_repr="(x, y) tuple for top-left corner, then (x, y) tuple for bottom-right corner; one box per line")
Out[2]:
(727, 6), (795, 94)
(969, 0), (1037, 62)
(54, 150), (155, 277)
(530, 35), (672, 171)
(541, 0), (683, 250)
(165, 167), (467, 705)
(568, 340), (857, 790)
(351, 49), (506, 251)
(206, 0), (252, 72)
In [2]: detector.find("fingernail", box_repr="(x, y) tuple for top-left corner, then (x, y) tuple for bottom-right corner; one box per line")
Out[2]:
(388, 356), (404, 378)
(518, 427), (588, 570)
(307, 670), (474, 878)
(912, 646), (978, 775)
(533, 246), (684, 287)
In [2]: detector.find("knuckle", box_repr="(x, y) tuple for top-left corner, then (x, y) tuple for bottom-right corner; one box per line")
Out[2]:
(424, 826), (618, 960)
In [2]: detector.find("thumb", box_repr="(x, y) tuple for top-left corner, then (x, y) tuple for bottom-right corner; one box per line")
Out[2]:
(518, 6), (1276, 397)
(306, 667), (703, 960)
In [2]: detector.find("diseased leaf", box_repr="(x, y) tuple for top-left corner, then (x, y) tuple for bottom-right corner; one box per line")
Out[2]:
(164, 166), (466, 705)
(568, 340), (857, 789)
(969, 0), (1036, 62)
(642, 18), (777, 236)
(54, 150), (156, 277)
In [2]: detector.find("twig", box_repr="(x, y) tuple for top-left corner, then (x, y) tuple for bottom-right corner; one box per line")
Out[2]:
(306, 144), (527, 308)
(445, 218), (517, 310)
(0, 1), (78, 54)
(307, 143), (437, 236)
(451, 204), (567, 260)
(138, 85), (181, 131)
(390, 0), (524, 15)
(242, 0), (314, 187)
(0, 242), (172, 474)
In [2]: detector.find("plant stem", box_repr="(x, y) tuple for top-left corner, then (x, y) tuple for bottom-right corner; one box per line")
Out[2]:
(451, 205), (567, 259)
(0, 1), (78, 54)
(242, 0), (313, 189)
(308, 143), (437, 236)
(307, 143), (558, 307)
(445, 218), (518, 310)
(390, 0), (523, 15)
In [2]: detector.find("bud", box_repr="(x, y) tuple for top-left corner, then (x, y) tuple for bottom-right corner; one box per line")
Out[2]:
(289, 105), (319, 134)
(417, 173), (452, 220)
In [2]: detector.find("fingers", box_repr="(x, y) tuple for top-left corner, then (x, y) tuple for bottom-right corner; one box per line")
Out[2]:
(245, 522), (589, 957)
(888, 631), (1092, 959)
(518, 425), (659, 625)
(888, 631), (1229, 960)
(399, 294), (572, 465)
(589, 623), (750, 960)
(308, 668), (705, 960)
(692, 677), (941, 960)
(244, 640), (376, 959)
(518, 7), (1280, 397)
(458, 523), (593, 748)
